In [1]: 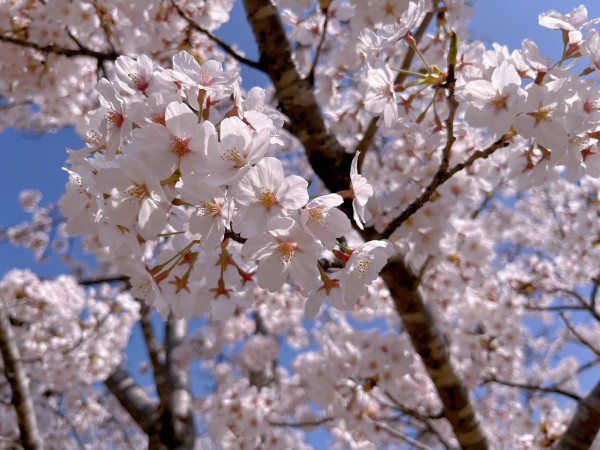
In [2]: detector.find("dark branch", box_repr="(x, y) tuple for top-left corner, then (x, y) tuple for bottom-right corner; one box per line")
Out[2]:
(0, 34), (119, 62)
(305, 8), (330, 86)
(171, 0), (265, 71)
(104, 366), (158, 435)
(78, 275), (129, 286)
(381, 133), (513, 239)
(0, 298), (43, 450)
(483, 377), (581, 402)
(555, 378), (600, 450)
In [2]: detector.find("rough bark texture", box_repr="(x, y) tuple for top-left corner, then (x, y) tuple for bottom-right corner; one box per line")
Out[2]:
(242, 0), (353, 194)
(105, 366), (159, 436)
(555, 379), (600, 450)
(0, 298), (43, 450)
(242, 1), (491, 448)
(381, 257), (489, 450)
(106, 316), (195, 450)
(149, 316), (195, 450)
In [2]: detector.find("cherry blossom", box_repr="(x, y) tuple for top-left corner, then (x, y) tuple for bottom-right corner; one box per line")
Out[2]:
(242, 217), (324, 292)
(232, 157), (309, 238)
(339, 239), (394, 305)
(2, 1), (600, 449)
(349, 151), (374, 230)
(300, 193), (351, 250)
(363, 60), (399, 127)
(461, 60), (525, 138)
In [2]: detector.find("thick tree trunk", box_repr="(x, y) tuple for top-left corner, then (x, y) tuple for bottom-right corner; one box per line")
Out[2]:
(155, 316), (195, 450)
(555, 379), (600, 450)
(242, 1), (491, 448)
(381, 257), (489, 450)
(0, 298), (43, 450)
(105, 366), (159, 436)
(105, 316), (194, 449)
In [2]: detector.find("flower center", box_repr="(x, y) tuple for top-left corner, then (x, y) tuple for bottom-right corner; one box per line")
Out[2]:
(126, 185), (149, 205)
(152, 114), (166, 125)
(106, 109), (124, 129)
(308, 207), (327, 227)
(198, 68), (214, 86)
(223, 147), (247, 168)
(258, 189), (279, 211)
(376, 85), (393, 100)
(171, 137), (191, 157)
(583, 98), (600, 114)
(276, 240), (297, 264)
(490, 90), (508, 111)
(529, 105), (556, 125)
(357, 259), (371, 275)
(198, 201), (222, 217)
(128, 73), (149, 93)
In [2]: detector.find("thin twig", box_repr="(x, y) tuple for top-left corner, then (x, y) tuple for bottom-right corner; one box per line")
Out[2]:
(305, 8), (329, 85)
(560, 313), (600, 358)
(78, 275), (129, 286)
(383, 390), (454, 449)
(547, 287), (600, 322)
(50, 397), (86, 450)
(355, 12), (435, 172)
(0, 100), (33, 111)
(382, 134), (513, 239)
(91, 0), (118, 55)
(138, 302), (169, 402)
(524, 304), (588, 313)
(370, 419), (434, 450)
(483, 377), (581, 401)
(590, 273), (600, 311)
(171, 0), (265, 71)
(0, 34), (118, 62)
(0, 298), (43, 450)
(269, 416), (334, 428)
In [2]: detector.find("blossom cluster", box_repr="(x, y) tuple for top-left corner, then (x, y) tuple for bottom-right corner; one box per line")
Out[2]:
(59, 50), (389, 320)
(0, 269), (138, 385)
(0, 0), (235, 132)
(3, 0), (600, 448)
(0, 269), (141, 447)
(282, 0), (600, 268)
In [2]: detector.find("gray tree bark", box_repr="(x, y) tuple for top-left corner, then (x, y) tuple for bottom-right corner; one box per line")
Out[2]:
(0, 298), (43, 450)
(555, 379), (600, 450)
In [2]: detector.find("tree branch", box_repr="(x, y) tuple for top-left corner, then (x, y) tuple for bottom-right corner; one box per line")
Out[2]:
(171, 0), (265, 71)
(0, 34), (119, 62)
(305, 7), (330, 86)
(78, 275), (129, 286)
(383, 391), (454, 450)
(560, 313), (600, 358)
(104, 366), (158, 436)
(381, 256), (490, 450)
(149, 315), (194, 450)
(242, 1), (491, 448)
(355, 12), (434, 171)
(269, 416), (334, 428)
(369, 419), (434, 450)
(590, 274), (600, 311)
(243, 0), (353, 193)
(0, 298), (43, 450)
(138, 303), (170, 404)
(483, 377), (581, 402)
(381, 134), (512, 240)
(555, 378), (600, 450)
